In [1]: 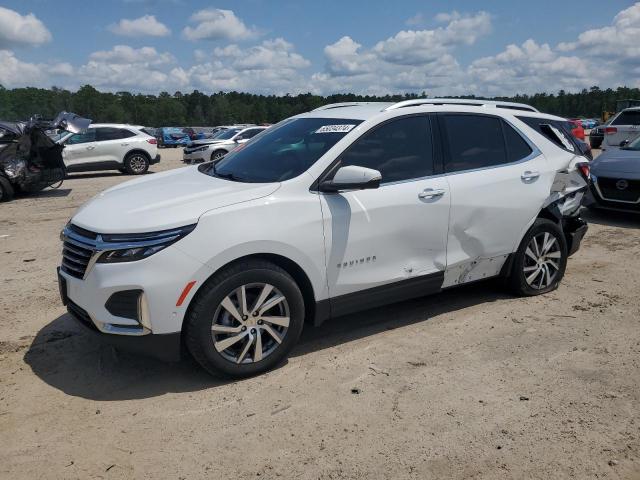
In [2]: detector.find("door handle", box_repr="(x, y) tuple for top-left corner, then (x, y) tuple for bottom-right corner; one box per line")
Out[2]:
(121, 143), (130, 146)
(418, 188), (446, 199)
(521, 170), (540, 181)
(86, 146), (95, 150)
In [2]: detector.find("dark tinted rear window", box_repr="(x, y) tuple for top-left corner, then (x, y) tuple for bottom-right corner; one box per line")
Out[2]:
(442, 114), (506, 173)
(612, 111), (640, 126)
(503, 122), (533, 162)
(96, 127), (135, 141)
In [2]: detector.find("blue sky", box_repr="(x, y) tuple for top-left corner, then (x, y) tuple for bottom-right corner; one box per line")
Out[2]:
(0, 0), (638, 96)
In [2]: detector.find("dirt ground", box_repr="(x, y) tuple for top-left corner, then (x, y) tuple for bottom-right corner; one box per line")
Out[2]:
(1, 148), (639, 480)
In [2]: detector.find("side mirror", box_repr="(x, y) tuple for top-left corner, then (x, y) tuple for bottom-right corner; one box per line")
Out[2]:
(319, 165), (381, 193)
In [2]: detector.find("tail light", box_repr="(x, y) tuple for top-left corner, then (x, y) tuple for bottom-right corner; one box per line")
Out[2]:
(604, 127), (617, 135)
(576, 162), (590, 181)
(147, 138), (157, 144)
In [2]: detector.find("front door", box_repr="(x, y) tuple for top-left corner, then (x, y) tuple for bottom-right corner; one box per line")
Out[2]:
(319, 114), (450, 313)
(62, 129), (99, 168)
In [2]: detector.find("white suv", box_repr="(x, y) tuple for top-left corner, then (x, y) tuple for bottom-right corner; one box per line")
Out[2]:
(59, 124), (160, 175)
(182, 125), (268, 164)
(58, 100), (589, 378)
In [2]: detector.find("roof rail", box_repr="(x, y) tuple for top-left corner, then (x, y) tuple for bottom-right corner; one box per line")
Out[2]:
(312, 102), (384, 111)
(384, 98), (539, 113)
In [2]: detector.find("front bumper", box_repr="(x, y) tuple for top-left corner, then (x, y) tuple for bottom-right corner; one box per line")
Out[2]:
(182, 149), (208, 164)
(65, 294), (182, 362)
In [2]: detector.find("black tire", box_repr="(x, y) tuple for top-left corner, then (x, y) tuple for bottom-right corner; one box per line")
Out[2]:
(508, 218), (568, 296)
(211, 150), (227, 162)
(123, 152), (150, 175)
(184, 260), (305, 378)
(0, 176), (14, 202)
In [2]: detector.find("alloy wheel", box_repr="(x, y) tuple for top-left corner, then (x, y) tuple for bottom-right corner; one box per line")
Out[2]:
(523, 232), (562, 289)
(212, 151), (225, 161)
(128, 154), (147, 173)
(211, 283), (290, 364)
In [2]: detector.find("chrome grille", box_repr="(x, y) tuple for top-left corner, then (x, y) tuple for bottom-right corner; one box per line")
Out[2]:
(596, 177), (640, 203)
(60, 225), (99, 279)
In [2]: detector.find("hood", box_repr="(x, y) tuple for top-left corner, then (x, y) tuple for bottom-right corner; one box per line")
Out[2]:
(591, 148), (640, 175)
(72, 166), (280, 233)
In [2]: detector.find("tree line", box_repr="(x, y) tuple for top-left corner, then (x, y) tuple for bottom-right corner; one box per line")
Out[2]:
(1, 84), (638, 127)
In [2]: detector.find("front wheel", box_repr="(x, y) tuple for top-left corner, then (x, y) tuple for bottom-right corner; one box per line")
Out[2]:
(211, 150), (226, 162)
(184, 260), (305, 378)
(123, 153), (150, 175)
(508, 218), (568, 296)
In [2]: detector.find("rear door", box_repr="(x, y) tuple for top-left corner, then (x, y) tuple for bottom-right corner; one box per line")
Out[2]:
(94, 127), (137, 164)
(438, 113), (551, 287)
(605, 110), (640, 147)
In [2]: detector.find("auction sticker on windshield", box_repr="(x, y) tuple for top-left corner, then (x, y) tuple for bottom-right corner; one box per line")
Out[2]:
(315, 124), (357, 134)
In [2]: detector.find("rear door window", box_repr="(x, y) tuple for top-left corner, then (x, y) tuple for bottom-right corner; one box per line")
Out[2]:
(96, 128), (136, 141)
(441, 114), (507, 173)
(503, 122), (533, 162)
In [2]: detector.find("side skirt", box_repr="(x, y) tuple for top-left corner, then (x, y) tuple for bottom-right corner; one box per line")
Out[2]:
(313, 272), (444, 326)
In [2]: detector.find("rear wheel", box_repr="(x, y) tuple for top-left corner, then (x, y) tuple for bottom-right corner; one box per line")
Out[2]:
(508, 218), (568, 296)
(185, 260), (305, 378)
(0, 176), (14, 202)
(123, 152), (149, 175)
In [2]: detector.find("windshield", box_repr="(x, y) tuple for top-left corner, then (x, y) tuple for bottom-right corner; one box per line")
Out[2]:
(215, 128), (241, 140)
(205, 117), (363, 183)
(622, 136), (640, 151)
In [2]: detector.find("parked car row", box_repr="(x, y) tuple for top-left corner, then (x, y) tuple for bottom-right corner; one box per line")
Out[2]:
(183, 124), (269, 164)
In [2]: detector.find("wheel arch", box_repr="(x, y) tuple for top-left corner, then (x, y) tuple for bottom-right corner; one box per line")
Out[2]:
(124, 148), (152, 163)
(182, 253), (319, 336)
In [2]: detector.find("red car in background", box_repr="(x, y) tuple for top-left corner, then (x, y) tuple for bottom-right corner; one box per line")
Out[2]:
(568, 119), (585, 140)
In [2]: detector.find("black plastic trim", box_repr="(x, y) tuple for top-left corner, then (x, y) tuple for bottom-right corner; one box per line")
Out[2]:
(314, 272), (444, 325)
(105, 289), (142, 321)
(65, 161), (122, 172)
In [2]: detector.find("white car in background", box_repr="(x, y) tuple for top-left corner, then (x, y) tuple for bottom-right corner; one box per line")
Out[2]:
(183, 125), (268, 164)
(59, 99), (589, 378)
(58, 124), (160, 175)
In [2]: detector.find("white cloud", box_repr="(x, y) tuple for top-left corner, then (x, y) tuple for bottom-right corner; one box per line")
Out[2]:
(108, 15), (171, 37)
(183, 8), (257, 41)
(405, 13), (425, 27)
(557, 2), (640, 62)
(185, 38), (311, 94)
(0, 49), (43, 86)
(373, 11), (492, 65)
(0, 6), (51, 48)
(89, 45), (174, 65)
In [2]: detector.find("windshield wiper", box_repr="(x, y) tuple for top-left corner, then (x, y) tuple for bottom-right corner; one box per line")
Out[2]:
(211, 162), (245, 182)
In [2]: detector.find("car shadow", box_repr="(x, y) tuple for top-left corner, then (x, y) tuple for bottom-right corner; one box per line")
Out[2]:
(64, 171), (155, 180)
(17, 188), (72, 199)
(24, 281), (508, 401)
(581, 207), (640, 229)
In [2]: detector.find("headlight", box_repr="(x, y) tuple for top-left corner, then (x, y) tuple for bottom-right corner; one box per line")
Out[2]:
(190, 146), (208, 153)
(97, 224), (196, 263)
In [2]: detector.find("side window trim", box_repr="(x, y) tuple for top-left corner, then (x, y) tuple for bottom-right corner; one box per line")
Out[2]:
(438, 112), (541, 176)
(313, 113), (438, 190)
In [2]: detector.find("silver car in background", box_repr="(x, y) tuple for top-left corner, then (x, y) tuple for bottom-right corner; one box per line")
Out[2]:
(599, 107), (640, 149)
